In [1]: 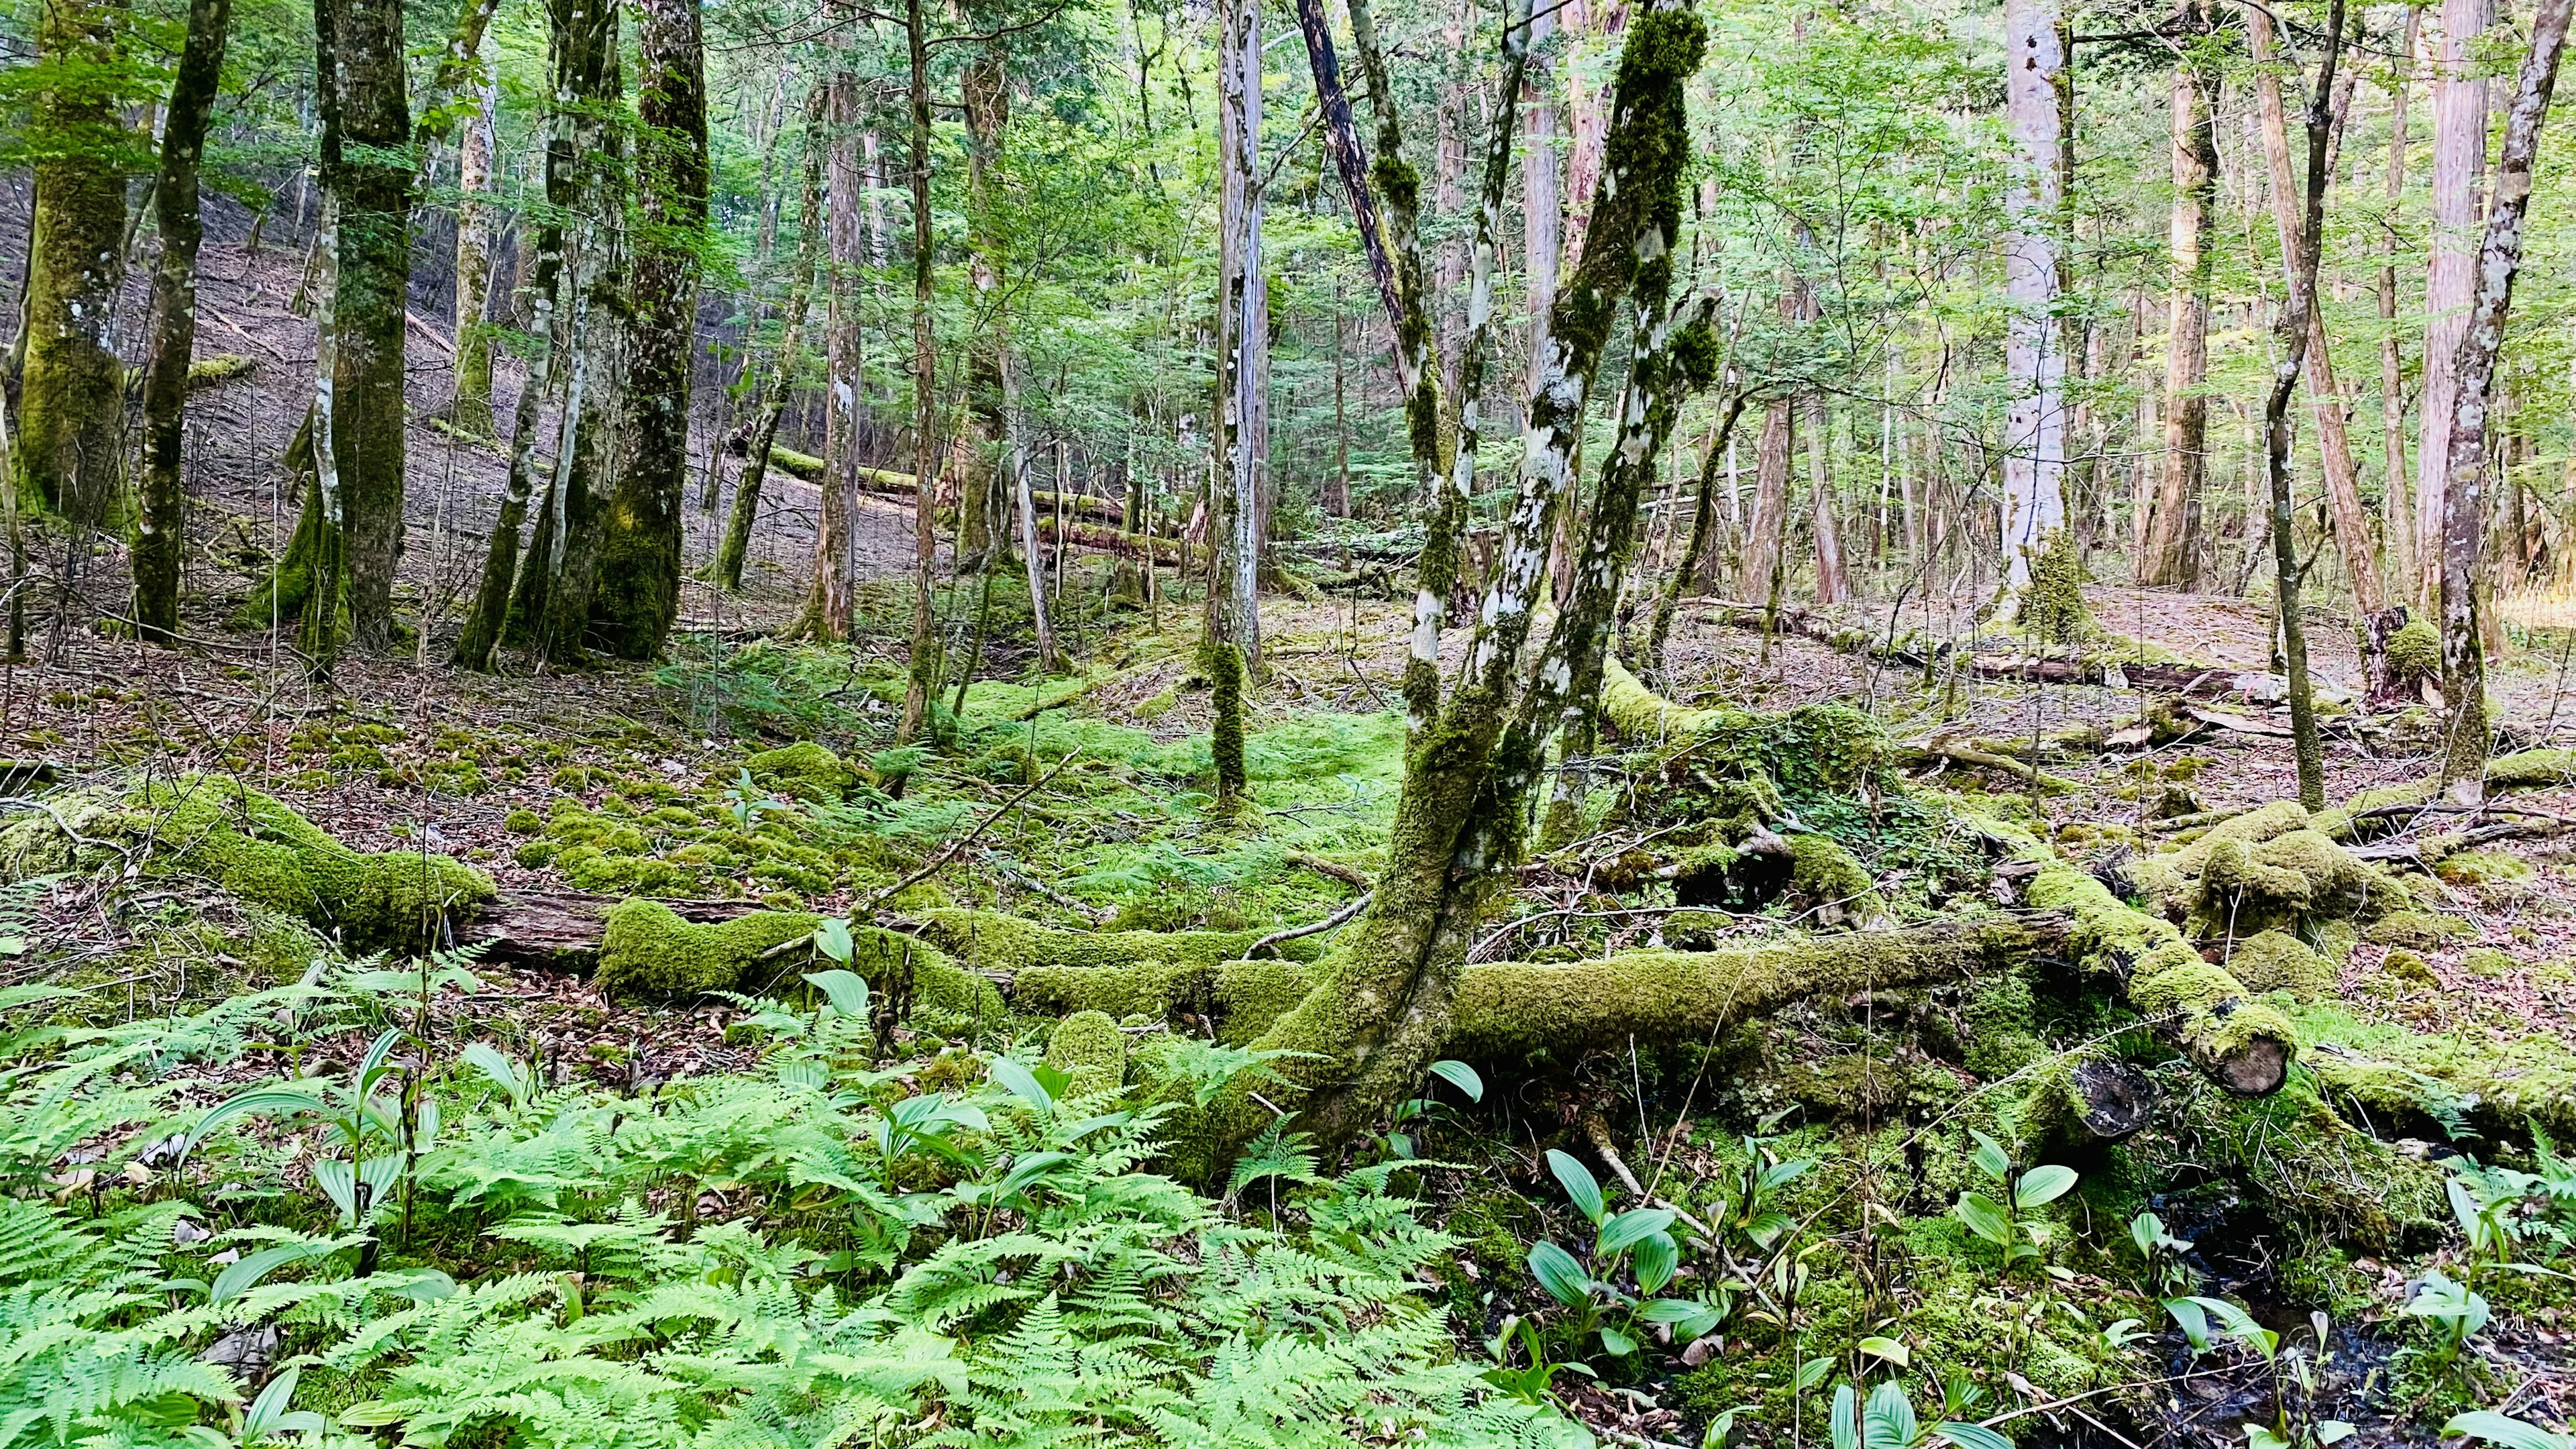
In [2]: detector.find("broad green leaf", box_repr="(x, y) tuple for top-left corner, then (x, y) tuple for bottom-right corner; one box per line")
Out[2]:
(811, 918), (855, 964)
(1632, 1231), (1678, 1295)
(1548, 1148), (1606, 1224)
(1857, 1335), (1910, 1368)
(1599, 1207), (1676, 1256)
(803, 966), (868, 1018)
(1830, 1384), (1859, 1449)
(1864, 1381), (1917, 1447)
(1426, 1059), (1485, 1102)
(2015, 1163), (2079, 1210)
(1953, 1191), (2010, 1245)
(1527, 1241), (1591, 1307)
(1934, 1424), (2017, 1449)
(182, 1085), (328, 1159)
(213, 1240), (339, 1304)
(985, 1058), (1055, 1116)
(1796, 1356), (1835, 1391)
(1599, 1326), (1638, 1357)
(2443, 1412), (2576, 1449)
(2165, 1296), (2212, 1351)
(1970, 1128), (2011, 1181)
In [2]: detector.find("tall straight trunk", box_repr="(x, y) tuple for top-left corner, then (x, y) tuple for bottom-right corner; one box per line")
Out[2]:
(2379, 8), (2420, 595)
(712, 84), (827, 595)
(1431, 0), (1468, 393)
(1739, 394), (1792, 597)
(1521, 0), (1560, 401)
(133, 0), (231, 643)
(1998, 0), (2076, 625)
(1291, 0), (1401, 362)
(1647, 391), (1748, 667)
(1235, 0), (1703, 1155)
(2439, 0), (2573, 798)
(323, 0), (413, 655)
(1807, 394), (1845, 604)
(21, 0), (131, 534)
(2417, 0), (2490, 606)
(451, 227), (572, 669)
(590, 0), (706, 659)
(451, 66), (500, 437)
(2259, 0), (2346, 812)
(503, 0), (620, 662)
(794, 68), (864, 644)
(963, 45), (1063, 674)
(1558, 0), (1608, 276)
(2246, 3), (2380, 614)
(895, 0), (938, 743)
(1212, 0), (1267, 669)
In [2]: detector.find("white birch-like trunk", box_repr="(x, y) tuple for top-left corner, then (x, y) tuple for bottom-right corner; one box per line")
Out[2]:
(2416, 0), (2490, 606)
(1999, 0), (2068, 602)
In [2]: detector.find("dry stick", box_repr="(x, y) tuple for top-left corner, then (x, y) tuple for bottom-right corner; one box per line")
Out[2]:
(1247, 891), (1373, 959)
(853, 748), (1084, 917)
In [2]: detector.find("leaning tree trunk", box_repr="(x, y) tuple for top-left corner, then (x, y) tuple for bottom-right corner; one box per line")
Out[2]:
(1997, 0), (2078, 629)
(2141, 16), (2216, 589)
(133, 0), (233, 643)
(2438, 0), (2573, 800)
(19, 0), (131, 536)
(894, 0), (938, 743)
(2257, 0), (2347, 813)
(711, 85), (827, 596)
(588, 0), (706, 660)
(1227, 0), (1705, 1157)
(2247, 3), (2381, 618)
(2416, 0), (2489, 608)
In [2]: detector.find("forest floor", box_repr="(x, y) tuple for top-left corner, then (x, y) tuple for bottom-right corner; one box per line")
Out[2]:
(7, 203), (2576, 1448)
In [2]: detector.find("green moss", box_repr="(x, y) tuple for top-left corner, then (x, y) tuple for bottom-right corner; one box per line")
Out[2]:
(1788, 833), (1884, 926)
(2379, 949), (2438, 989)
(119, 776), (493, 951)
(1211, 642), (1248, 811)
(2011, 531), (2096, 647)
(2226, 930), (2336, 1000)
(503, 808), (544, 835)
(741, 741), (856, 804)
(2299, 999), (2576, 1136)
(2385, 617), (2441, 683)
(2434, 850), (2532, 889)
(596, 902), (1005, 1022)
(2461, 946), (2513, 979)
(2486, 747), (2576, 791)
(1042, 1010), (1128, 1099)
(2366, 911), (2467, 949)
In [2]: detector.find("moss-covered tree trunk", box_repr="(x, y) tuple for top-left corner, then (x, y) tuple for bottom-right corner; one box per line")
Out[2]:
(20, 0), (132, 536)
(588, 0), (706, 659)
(323, 0), (413, 655)
(449, 67), (499, 437)
(451, 209), (576, 671)
(2438, 0), (2572, 799)
(712, 85), (826, 596)
(133, 0), (231, 643)
(1229, 0), (1704, 1155)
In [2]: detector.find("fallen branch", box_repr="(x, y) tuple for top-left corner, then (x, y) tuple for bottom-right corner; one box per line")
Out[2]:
(852, 749), (1085, 918)
(1673, 596), (2235, 695)
(1248, 892), (1372, 959)
(1035, 515), (1187, 566)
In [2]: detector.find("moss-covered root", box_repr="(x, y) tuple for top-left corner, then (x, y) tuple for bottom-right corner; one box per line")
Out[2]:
(0, 774), (494, 951)
(596, 900), (1006, 1022)
(1043, 1010), (1128, 1099)
(2022, 862), (2294, 1095)
(1602, 655), (1717, 740)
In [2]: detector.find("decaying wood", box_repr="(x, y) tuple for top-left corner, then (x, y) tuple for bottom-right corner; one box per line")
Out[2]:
(1676, 596), (2236, 695)
(1036, 516), (1187, 565)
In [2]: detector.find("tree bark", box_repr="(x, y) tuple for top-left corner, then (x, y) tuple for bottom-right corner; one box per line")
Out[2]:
(895, 0), (939, 742)
(450, 66), (499, 437)
(2416, 0), (2490, 608)
(1738, 394), (1792, 598)
(1998, 0), (2072, 615)
(2143, 11), (2225, 588)
(2438, 0), (2573, 799)
(1646, 391), (1748, 669)
(133, 0), (231, 643)
(2246, 3), (2381, 616)
(1808, 392), (1845, 604)
(586, 0), (706, 660)
(712, 85), (827, 596)
(2256, 0), (2346, 812)
(2377, 7), (2420, 598)
(323, 0), (413, 655)
(19, 0), (131, 536)
(1522, 0), (1561, 402)
(1211, 0), (1267, 672)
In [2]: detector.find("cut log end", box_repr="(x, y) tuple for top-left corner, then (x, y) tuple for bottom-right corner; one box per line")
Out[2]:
(2070, 1057), (2157, 1140)
(2213, 1032), (2292, 1097)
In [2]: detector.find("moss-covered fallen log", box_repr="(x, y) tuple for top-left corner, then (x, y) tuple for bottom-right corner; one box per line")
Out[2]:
(1034, 515), (1187, 565)
(1663, 599), (2238, 694)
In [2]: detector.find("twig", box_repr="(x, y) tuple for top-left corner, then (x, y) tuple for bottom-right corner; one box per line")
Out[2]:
(1247, 891), (1372, 958)
(854, 749), (1085, 918)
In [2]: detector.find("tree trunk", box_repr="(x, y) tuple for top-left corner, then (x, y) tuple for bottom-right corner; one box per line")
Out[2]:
(1808, 392), (1845, 604)
(2438, 0), (2573, 799)
(2143, 12), (2225, 588)
(325, 0), (413, 655)
(963, 44), (1064, 675)
(2257, 0), (2347, 812)
(450, 66), (499, 437)
(1998, 0), (2074, 621)
(133, 0), (231, 643)
(895, 0), (938, 743)
(1212, 0), (1267, 672)
(2246, 3), (2381, 616)
(19, 0), (131, 536)
(1522, 0), (1561, 402)
(2378, 8), (2420, 601)
(1739, 395), (1792, 598)
(2416, 0), (2490, 608)
(588, 0), (706, 660)
(794, 67), (867, 649)
(451, 234), (573, 671)
(1232, 0), (1704, 1155)
(711, 85), (827, 596)
(1646, 392), (1748, 670)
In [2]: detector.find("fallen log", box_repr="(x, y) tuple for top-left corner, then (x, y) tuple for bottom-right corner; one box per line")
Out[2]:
(1027, 489), (1127, 526)
(468, 890), (773, 970)
(1036, 515), (1187, 566)
(1673, 596), (2237, 695)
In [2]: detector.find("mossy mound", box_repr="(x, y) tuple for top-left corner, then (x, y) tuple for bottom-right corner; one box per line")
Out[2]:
(2365, 910), (2471, 949)
(2383, 616), (2440, 686)
(1043, 1010), (1128, 1099)
(740, 741), (864, 804)
(2225, 930), (2335, 1000)
(2298, 1002), (2576, 1137)
(1, 775), (492, 951)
